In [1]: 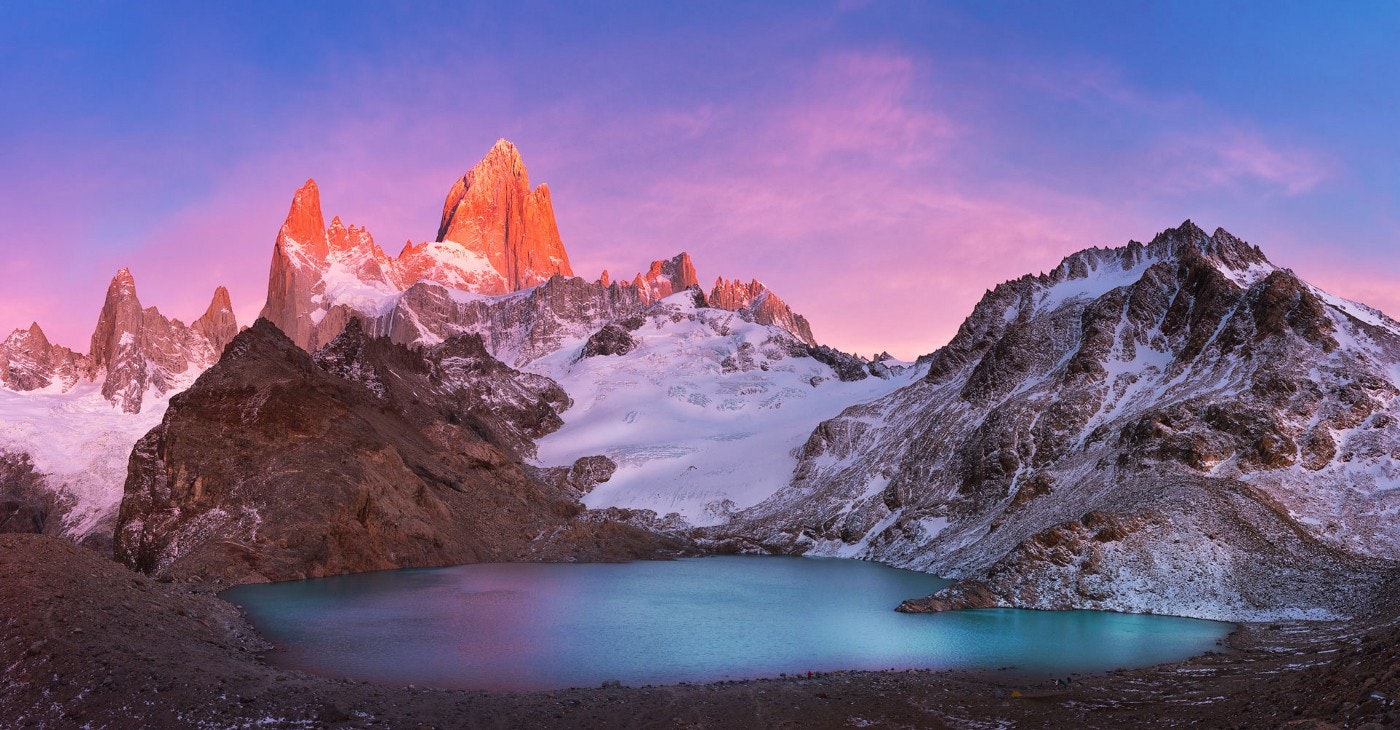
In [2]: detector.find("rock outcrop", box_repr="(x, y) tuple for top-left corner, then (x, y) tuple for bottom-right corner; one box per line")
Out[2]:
(730, 221), (1400, 620)
(710, 277), (818, 345)
(0, 452), (64, 536)
(630, 252), (700, 302)
(374, 275), (648, 367)
(113, 319), (582, 583)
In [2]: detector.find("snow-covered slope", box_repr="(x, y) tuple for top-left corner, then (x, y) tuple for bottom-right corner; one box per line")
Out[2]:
(530, 292), (920, 526)
(0, 379), (180, 543)
(730, 221), (1400, 621)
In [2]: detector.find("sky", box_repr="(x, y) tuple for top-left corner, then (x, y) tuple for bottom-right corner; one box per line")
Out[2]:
(2, 1), (1398, 360)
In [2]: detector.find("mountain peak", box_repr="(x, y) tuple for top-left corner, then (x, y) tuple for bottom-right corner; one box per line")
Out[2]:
(1148, 220), (1269, 272)
(208, 285), (232, 311)
(24, 322), (49, 350)
(435, 140), (573, 290)
(639, 252), (699, 300)
(280, 179), (328, 256)
(194, 286), (238, 357)
(709, 275), (818, 345)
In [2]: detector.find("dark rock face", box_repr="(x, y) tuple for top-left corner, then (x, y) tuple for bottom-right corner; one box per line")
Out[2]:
(113, 319), (587, 585)
(375, 276), (648, 367)
(0, 452), (64, 536)
(802, 344), (870, 382)
(733, 221), (1400, 620)
(581, 323), (636, 358)
(536, 455), (618, 497)
(315, 319), (569, 459)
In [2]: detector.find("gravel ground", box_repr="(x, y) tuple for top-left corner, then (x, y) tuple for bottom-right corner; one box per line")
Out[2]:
(2, 534), (1396, 729)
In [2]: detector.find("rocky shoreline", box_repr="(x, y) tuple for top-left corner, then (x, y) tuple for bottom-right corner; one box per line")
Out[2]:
(3, 533), (1397, 729)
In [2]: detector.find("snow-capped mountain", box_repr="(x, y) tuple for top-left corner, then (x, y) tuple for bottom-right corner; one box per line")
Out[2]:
(0, 270), (237, 544)
(727, 221), (1399, 621)
(257, 141), (821, 360)
(6, 138), (1396, 624)
(234, 139), (891, 524)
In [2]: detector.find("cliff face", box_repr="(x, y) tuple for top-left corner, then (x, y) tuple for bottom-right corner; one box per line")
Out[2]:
(729, 222), (1400, 621)
(113, 319), (586, 584)
(436, 138), (573, 290)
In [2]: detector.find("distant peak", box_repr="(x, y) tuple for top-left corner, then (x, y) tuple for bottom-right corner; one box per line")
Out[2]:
(280, 178), (328, 253)
(106, 268), (138, 298)
(1143, 219), (1270, 272)
(209, 285), (232, 310)
(24, 321), (49, 349)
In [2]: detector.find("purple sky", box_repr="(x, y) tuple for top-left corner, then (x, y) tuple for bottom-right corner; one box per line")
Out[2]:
(2, 2), (1398, 359)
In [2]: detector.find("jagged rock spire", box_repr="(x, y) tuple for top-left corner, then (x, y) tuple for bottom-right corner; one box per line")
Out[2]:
(193, 286), (238, 356)
(436, 139), (573, 290)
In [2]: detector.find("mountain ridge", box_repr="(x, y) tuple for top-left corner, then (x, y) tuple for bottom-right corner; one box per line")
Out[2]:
(719, 220), (1399, 620)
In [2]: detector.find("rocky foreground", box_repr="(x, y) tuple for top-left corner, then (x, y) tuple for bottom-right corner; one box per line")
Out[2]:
(2, 534), (1396, 729)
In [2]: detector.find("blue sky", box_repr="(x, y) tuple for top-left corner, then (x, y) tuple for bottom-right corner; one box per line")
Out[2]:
(2, 1), (1397, 357)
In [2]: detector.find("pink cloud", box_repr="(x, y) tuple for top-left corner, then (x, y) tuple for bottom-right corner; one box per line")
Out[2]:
(553, 52), (1138, 359)
(1152, 129), (1335, 195)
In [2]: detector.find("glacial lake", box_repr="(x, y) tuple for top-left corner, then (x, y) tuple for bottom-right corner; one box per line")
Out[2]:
(223, 556), (1233, 691)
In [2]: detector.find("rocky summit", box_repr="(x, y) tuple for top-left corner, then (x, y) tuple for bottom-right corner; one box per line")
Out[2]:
(436, 138), (573, 290)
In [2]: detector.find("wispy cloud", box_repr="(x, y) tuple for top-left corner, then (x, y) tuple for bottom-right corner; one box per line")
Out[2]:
(1153, 129), (1335, 196)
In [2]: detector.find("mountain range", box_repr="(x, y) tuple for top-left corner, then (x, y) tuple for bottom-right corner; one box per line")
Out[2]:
(2, 140), (1396, 621)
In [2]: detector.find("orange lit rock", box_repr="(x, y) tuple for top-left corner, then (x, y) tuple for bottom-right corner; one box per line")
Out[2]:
(436, 139), (573, 291)
(709, 276), (817, 345)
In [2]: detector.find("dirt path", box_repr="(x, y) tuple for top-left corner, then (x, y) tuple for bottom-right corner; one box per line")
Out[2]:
(2, 534), (1396, 728)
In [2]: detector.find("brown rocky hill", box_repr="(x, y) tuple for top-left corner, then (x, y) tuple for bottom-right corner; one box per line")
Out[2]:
(112, 318), (672, 585)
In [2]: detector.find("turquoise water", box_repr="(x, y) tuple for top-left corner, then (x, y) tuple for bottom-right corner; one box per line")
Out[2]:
(223, 556), (1232, 691)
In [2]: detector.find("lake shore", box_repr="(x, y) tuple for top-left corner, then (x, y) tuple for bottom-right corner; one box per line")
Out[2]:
(3, 533), (1396, 729)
